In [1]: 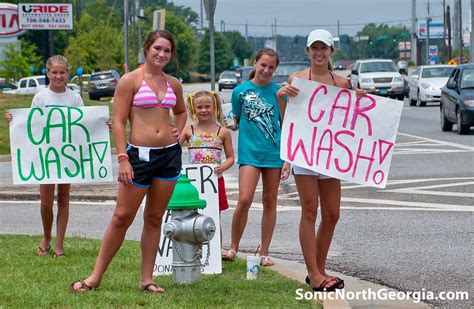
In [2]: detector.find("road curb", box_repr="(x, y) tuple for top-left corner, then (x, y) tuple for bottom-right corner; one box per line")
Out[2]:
(235, 252), (351, 308)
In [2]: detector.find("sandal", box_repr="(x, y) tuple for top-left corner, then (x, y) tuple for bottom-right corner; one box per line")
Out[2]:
(69, 279), (99, 292)
(306, 275), (345, 289)
(36, 244), (51, 256)
(311, 278), (339, 292)
(260, 256), (275, 267)
(140, 282), (165, 293)
(52, 252), (66, 259)
(222, 249), (237, 261)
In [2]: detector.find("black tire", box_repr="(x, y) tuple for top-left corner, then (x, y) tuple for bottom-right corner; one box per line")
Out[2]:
(416, 91), (426, 107)
(219, 86), (222, 92)
(397, 94), (404, 101)
(457, 109), (470, 135)
(89, 94), (97, 100)
(440, 107), (453, 132)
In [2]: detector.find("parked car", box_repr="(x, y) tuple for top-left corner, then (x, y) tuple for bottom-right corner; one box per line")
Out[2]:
(350, 59), (404, 100)
(218, 71), (238, 91)
(235, 66), (254, 84)
(397, 60), (408, 74)
(272, 61), (309, 86)
(4, 75), (46, 95)
(408, 65), (455, 107)
(440, 63), (474, 135)
(71, 74), (91, 92)
(88, 70), (120, 100)
(67, 83), (81, 95)
(0, 80), (17, 92)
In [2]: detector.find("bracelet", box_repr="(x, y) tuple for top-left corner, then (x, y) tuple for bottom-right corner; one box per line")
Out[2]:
(117, 153), (129, 162)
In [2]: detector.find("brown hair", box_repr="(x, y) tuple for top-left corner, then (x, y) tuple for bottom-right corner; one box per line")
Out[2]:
(248, 48), (280, 79)
(46, 55), (71, 72)
(187, 91), (224, 125)
(143, 30), (178, 66)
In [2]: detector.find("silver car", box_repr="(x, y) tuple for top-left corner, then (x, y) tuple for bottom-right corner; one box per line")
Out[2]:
(408, 65), (455, 107)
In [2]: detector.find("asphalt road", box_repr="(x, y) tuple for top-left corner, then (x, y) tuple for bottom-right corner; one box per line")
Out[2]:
(1, 83), (472, 307)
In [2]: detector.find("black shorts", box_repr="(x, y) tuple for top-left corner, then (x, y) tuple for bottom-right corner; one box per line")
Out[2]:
(127, 143), (182, 188)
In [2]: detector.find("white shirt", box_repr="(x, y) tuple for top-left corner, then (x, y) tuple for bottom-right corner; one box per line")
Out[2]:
(31, 87), (84, 108)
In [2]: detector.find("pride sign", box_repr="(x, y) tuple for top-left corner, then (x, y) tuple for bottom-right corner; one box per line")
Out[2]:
(280, 78), (403, 188)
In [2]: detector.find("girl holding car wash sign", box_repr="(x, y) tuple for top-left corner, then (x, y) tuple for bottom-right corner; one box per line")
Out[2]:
(5, 55), (84, 259)
(277, 29), (366, 292)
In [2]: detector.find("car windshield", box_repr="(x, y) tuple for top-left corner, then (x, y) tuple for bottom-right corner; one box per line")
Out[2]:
(360, 62), (397, 73)
(91, 73), (113, 81)
(421, 67), (455, 78)
(221, 73), (236, 79)
(460, 68), (474, 89)
(275, 63), (308, 76)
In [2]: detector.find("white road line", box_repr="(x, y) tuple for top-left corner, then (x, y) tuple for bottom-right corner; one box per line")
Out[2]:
(341, 197), (473, 211)
(341, 177), (474, 189)
(397, 132), (474, 151)
(390, 181), (474, 191)
(383, 189), (474, 198)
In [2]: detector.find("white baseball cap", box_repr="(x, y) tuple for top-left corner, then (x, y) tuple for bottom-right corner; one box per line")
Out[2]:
(306, 29), (334, 47)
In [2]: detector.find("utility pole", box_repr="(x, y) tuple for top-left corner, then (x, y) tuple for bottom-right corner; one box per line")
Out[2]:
(442, 0), (446, 63)
(426, 1), (431, 64)
(124, 0), (129, 73)
(203, 0), (217, 91)
(245, 20), (248, 42)
(200, 0), (203, 30)
(411, 0), (417, 65)
(471, 2), (474, 63)
(447, 5), (452, 61)
(453, 0), (460, 50)
(458, 0), (463, 63)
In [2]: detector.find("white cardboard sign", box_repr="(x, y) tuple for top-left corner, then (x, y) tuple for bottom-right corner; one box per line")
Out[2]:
(9, 106), (112, 184)
(154, 164), (222, 275)
(280, 78), (403, 188)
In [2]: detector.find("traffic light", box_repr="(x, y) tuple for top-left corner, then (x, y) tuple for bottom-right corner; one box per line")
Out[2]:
(392, 35), (398, 43)
(368, 38), (374, 46)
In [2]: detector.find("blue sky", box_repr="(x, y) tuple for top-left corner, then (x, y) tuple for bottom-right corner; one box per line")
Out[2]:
(170, 0), (471, 37)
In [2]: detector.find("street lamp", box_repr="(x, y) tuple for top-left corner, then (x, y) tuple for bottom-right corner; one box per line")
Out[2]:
(203, 0), (217, 91)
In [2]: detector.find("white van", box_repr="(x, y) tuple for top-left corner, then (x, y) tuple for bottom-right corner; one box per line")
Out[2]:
(4, 75), (46, 95)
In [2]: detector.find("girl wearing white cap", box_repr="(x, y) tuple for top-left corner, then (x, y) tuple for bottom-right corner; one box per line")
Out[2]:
(277, 29), (365, 292)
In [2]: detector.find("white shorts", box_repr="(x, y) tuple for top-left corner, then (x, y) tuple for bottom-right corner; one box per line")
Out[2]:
(292, 165), (332, 179)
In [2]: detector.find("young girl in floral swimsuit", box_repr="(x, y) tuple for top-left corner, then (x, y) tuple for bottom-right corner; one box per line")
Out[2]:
(180, 91), (235, 213)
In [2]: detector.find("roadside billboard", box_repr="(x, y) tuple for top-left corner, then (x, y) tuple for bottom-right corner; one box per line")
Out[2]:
(418, 22), (444, 39)
(18, 3), (73, 30)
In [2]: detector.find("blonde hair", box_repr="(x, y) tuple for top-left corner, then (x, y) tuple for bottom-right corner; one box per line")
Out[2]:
(187, 91), (224, 125)
(46, 55), (71, 72)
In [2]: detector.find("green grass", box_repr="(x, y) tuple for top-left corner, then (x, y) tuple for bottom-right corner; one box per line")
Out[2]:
(0, 234), (319, 308)
(0, 93), (114, 155)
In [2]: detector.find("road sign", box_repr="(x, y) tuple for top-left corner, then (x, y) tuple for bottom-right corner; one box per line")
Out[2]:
(428, 45), (438, 64)
(18, 3), (74, 30)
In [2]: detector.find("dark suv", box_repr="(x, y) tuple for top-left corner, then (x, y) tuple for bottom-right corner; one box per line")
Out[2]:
(88, 70), (120, 100)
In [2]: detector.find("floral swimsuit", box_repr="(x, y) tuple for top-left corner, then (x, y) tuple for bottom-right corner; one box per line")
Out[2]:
(188, 125), (223, 166)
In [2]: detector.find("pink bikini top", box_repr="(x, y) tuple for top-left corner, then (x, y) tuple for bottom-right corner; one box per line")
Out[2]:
(132, 70), (177, 109)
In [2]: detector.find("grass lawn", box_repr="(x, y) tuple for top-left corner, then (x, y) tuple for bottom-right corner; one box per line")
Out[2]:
(0, 93), (114, 155)
(0, 234), (319, 308)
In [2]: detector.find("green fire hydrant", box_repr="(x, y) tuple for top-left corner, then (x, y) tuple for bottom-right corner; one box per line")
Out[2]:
(163, 175), (216, 284)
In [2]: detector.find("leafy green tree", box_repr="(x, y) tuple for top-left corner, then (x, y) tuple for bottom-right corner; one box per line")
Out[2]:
(0, 40), (42, 81)
(197, 30), (233, 74)
(64, 13), (123, 74)
(223, 31), (253, 65)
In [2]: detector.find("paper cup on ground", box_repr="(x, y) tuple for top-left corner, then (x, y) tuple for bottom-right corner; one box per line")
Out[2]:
(246, 256), (260, 280)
